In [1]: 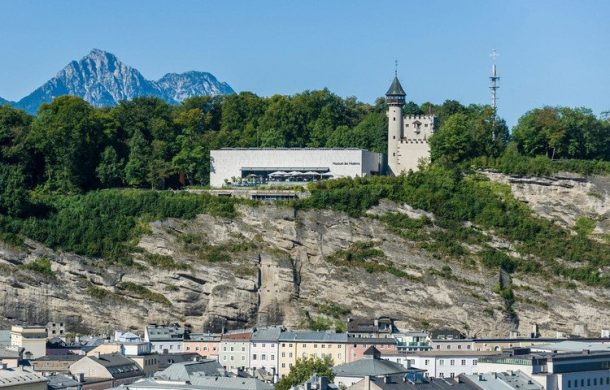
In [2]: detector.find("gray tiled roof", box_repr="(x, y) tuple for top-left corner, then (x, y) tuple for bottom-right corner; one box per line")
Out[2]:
(333, 357), (411, 377)
(279, 331), (348, 343)
(0, 367), (48, 387)
(357, 375), (476, 389)
(251, 326), (284, 342)
(156, 360), (225, 380)
(461, 371), (543, 390)
(386, 77), (406, 96)
(113, 376), (274, 390)
(90, 353), (143, 379)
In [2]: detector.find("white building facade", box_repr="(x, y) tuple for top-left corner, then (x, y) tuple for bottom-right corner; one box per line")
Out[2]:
(219, 330), (252, 373)
(386, 76), (435, 175)
(209, 148), (383, 188)
(250, 327), (283, 375)
(383, 351), (492, 380)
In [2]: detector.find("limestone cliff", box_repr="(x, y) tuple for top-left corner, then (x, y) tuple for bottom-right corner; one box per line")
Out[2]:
(0, 173), (609, 337)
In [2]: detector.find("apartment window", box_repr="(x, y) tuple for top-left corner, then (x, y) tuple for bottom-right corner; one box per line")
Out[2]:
(424, 360), (429, 365)
(447, 345), (451, 350)
(461, 360), (466, 366)
(289, 353), (293, 358)
(282, 363), (285, 368)
(230, 347), (234, 352)
(262, 344), (266, 347)
(467, 345), (471, 350)
(303, 344), (306, 348)
(223, 356), (227, 361)
(439, 373), (444, 378)
(450, 373), (455, 378)
(271, 355), (275, 360)
(436, 345), (440, 350)
(253, 354), (257, 360)
(458, 345), (461, 349)
(170, 345), (173, 350)
(262, 354), (266, 361)
(282, 343), (286, 347)
(195, 347), (200, 351)
(253, 343), (257, 347)
(314, 344), (318, 348)
(473, 360), (477, 366)
(338, 353), (341, 359)
(321, 344), (325, 349)
(241, 356), (245, 361)
(439, 360), (444, 366)
(203, 346), (207, 351)
(223, 347), (226, 351)
(282, 352), (285, 358)
(450, 360), (455, 366)
(242, 347), (245, 352)
(289, 344), (293, 347)
(230, 356), (234, 361)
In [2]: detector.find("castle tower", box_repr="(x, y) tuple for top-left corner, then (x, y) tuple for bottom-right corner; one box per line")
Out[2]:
(386, 75), (406, 176)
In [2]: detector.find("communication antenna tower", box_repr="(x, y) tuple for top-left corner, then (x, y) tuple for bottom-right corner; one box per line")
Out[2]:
(489, 49), (500, 141)
(490, 49), (500, 112)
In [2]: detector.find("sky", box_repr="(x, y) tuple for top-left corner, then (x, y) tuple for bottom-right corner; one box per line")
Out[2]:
(0, 0), (609, 127)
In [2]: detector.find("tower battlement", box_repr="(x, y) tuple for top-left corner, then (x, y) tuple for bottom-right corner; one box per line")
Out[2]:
(386, 76), (434, 175)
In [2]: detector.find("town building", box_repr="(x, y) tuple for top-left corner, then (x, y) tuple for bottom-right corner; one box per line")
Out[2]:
(394, 331), (431, 352)
(347, 317), (396, 338)
(333, 346), (420, 388)
(155, 359), (226, 380)
(111, 375), (274, 390)
(144, 324), (185, 354)
(87, 341), (151, 357)
(114, 331), (142, 343)
(10, 325), (47, 359)
(219, 329), (252, 373)
(209, 148), (384, 188)
(31, 355), (84, 375)
(0, 366), (47, 390)
(347, 336), (398, 362)
(386, 76), (435, 175)
(0, 347), (20, 369)
(183, 333), (221, 359)
(394, 351), (499, 380)
(46, 322), (66, 339)
(69, 352), (144, 389)
(250, 326), (283, 376)
(460, 371), (544, 390)
(278, 331), (348, 377)
(127, 355), (159, 378)
(290, 374), (339, 390)
(476, 348), (610, 389)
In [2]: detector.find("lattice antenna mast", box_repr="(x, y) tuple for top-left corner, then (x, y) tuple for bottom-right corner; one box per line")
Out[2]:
(490, 49), (500, 112)
(489, 49), (500, 141)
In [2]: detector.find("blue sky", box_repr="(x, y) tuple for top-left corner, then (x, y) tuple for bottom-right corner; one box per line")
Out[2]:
(0, 0), (609, 127)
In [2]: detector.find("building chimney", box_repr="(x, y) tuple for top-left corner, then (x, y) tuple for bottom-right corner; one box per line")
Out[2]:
(78, 373), (85, 383)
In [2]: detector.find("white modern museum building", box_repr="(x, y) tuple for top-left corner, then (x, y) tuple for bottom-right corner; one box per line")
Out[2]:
(210, 148), (384, 188)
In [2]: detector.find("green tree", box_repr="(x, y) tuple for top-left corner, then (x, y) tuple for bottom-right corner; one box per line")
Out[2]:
(125, 130), (150, 187)
(275, 356), (335, 390)
(96, 146), (125, 187)
(27, 96), (105, 192)
(0, 163), (31, 217)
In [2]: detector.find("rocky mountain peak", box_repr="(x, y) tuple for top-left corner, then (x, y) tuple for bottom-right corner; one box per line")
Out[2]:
(12, 49), (234, 114)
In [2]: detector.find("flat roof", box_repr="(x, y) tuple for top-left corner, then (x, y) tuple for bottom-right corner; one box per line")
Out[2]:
(217, 148), (368, 151)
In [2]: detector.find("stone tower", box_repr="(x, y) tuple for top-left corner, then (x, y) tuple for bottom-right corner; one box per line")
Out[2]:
(386, 76), (406, 176)
(386, 75), (435, 175)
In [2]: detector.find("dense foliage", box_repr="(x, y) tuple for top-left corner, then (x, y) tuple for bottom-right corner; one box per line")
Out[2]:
(275, 356), (334, 390)
(299, 166), (610, 287)
(0, 189), (237, 263)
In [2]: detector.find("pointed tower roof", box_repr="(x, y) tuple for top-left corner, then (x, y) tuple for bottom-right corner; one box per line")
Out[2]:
(386, 76), (406, 96)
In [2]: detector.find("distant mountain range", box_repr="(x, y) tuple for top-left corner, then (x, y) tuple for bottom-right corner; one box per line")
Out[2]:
(0, 49), (234, 114)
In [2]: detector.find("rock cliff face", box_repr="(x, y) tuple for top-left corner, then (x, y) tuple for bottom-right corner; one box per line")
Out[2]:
(0, 173), (609, 337)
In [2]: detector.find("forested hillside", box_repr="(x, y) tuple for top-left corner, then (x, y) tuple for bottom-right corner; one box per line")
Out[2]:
(0, 91), (609, 333)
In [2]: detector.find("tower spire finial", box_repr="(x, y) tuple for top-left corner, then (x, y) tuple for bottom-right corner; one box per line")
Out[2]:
(394, 60), (398, 77)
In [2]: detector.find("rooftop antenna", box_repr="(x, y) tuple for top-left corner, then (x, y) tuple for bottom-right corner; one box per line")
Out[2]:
(489, 49), (500, 140)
